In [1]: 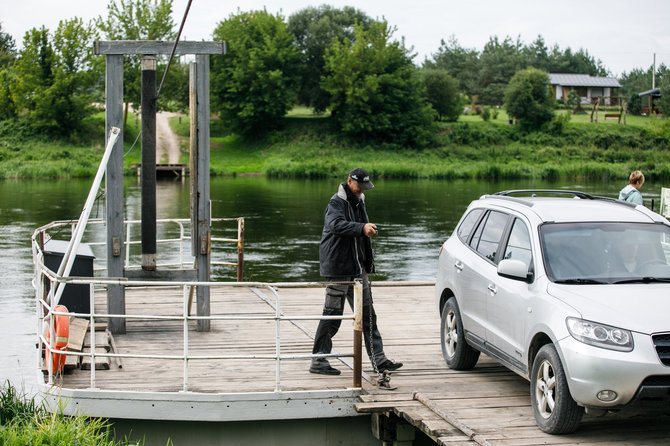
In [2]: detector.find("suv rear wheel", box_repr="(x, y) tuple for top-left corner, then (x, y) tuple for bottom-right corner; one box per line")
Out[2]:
(531, 344), (584, 434)
(440, 297), (480, 370)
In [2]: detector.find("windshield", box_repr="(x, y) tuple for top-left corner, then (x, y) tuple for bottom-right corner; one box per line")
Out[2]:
(540, 222), (670, 283)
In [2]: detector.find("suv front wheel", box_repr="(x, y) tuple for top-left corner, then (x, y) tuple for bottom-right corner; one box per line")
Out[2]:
(531, 344), (584, 434)
(440, 297), (480, 370)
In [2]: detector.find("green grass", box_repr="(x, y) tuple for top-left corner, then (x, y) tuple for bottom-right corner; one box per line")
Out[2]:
(1, 107), (669, 181)
(0, 381), (141, 445)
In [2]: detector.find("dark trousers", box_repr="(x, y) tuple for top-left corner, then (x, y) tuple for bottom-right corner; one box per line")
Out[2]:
(312, 272), (386, 367)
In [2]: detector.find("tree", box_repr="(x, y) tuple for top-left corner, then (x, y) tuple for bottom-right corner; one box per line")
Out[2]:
(11, 20), (97, 136)
(0, 23), (17, 68)
(322, 21), (436, 147)
(566, 89), (582, 113)
(0, 68), (16, 120)
(420, 68), (463, 121)
(287, 5), (374, 112)
(96, 0), (177, 126)
(658, 75), (670, 117)
(211, 9), (301, 136)
(426, 35), (479, 98)
(620, 64), (669, 115)
(504, 68), (554, 130)
(478, 36), (525, 105)
(11, 27), (56, 119)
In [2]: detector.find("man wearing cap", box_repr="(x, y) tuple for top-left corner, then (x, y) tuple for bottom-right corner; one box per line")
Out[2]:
(310, 168), (403, 375)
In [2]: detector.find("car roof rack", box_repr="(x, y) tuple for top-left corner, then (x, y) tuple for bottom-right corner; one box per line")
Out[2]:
(494, 189), (594, 199)
(486, 189), (637, 208)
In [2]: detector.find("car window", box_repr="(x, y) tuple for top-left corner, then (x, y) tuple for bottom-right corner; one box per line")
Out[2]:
(540, 222), (670, 282)
(471, 211), (509, 263)
(503, 218), (532, 268)
(457, 208), (484, 242)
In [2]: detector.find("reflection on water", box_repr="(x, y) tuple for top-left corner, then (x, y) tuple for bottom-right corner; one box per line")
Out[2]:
(0, 176), (658, 392)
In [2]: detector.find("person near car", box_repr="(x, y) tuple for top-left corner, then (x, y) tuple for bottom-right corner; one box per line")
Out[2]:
(310, 168), (403, 375)
(618, 170), (645, 205)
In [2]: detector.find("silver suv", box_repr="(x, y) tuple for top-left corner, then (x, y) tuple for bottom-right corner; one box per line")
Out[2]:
(435, 190), (670, 434)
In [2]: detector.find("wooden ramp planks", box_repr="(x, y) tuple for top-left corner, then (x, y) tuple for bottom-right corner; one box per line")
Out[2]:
(50, 282), (670, 444)
(357, 285), (670, 445)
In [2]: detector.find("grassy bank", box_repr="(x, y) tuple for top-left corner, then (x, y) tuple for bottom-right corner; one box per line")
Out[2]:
(0, 382), (138, 445)
(1, 111), (670, 181)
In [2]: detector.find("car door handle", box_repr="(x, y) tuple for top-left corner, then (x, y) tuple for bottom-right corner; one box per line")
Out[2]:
(454, 261), (464, 271)
(487, 283), (497, 294)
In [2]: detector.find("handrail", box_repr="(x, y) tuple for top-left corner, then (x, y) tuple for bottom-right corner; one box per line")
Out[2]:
(32, 227), (363, 392)
(36, 217), (244, 280)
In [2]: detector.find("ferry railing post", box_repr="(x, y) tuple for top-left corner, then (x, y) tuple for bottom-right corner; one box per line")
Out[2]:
(89, 283), (96, 389)
(353, 279), (363, 388)
(183, 284), (189, 391)
(237, 218), (244, 282)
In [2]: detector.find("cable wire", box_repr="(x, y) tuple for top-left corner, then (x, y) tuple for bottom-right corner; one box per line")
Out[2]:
(124, 0), (193, 158)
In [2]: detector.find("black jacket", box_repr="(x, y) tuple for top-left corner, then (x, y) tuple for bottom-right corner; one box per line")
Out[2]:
(319, 183), (375, 277)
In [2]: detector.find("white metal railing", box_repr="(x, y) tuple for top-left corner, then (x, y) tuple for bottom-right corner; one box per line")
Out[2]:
(39, 217), (244, 281)
(32, 225), (364, 393)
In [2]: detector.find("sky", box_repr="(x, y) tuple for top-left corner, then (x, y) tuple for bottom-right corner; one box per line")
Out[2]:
(2, 0), (670, 78)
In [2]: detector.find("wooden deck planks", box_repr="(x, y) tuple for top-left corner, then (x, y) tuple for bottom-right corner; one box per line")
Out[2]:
(50, 283), (670, 444)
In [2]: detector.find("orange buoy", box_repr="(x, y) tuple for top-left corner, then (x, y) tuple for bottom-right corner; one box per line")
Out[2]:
(44, 305), (69, 373)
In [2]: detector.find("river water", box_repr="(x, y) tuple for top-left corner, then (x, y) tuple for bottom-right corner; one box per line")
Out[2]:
(0, 176), (658, 394)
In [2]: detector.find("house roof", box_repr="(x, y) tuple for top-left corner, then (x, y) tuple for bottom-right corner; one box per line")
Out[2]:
(638, 88), (661, 97)
(549, 73), (621, 88)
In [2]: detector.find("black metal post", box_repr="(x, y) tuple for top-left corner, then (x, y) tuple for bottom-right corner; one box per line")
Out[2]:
(141, 56), (157, 271)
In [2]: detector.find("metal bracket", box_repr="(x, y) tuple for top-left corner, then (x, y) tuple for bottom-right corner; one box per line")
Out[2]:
(377, 371), (397, 391)
(112, 237), (121, 256)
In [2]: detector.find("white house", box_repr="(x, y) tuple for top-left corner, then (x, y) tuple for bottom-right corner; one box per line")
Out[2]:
(549, 73), (621, 106)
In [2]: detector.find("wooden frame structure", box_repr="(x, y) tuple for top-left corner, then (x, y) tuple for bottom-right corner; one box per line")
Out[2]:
(94, 41), (226, 333)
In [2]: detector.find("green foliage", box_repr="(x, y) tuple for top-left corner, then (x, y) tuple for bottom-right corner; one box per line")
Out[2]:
(425, 35), (480, 96)
(322, 21), (437, 148)
(287, 5), (374, 113)
(96, 0), (177, 112)
(0, 68), (17, 120)
(420, 68), (463, 121)
(211, 9), (301, 136)
(427, 34), (609, 106)
(0, 381), (45, 426)
(9, 19), (98, 137)
(547, 110), (571, 135)
(481, 106), (491, 121)
(97, 0), (176, 40)
(0, 382), (139, 445)
(478, 36), (525, 105)
(504, 68), (555, 130)
(619, 64), (669, 114)
(658, 74), (670, 117)
(566, 90), (581, 112)
(0, 23), (17, 68)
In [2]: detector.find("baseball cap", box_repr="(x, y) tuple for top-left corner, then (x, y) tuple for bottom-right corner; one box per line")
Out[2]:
(349, 168), (374, 190)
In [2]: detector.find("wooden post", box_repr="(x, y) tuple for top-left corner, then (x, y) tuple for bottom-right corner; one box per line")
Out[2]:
(141, 56), (157, 271)
(104, 54), (126, 334)
(353, 280), (363, 388)
(94, 41), (225, 333)
(237, 219), (244, 282)
(192, 56), (211, 332)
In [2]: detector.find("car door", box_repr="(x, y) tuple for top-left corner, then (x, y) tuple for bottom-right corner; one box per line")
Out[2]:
(485, 217), (534, 373)
(460, 210), (511, 344)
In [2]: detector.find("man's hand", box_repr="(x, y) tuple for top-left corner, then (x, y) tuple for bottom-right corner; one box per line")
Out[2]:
(363, 223), (378, 236)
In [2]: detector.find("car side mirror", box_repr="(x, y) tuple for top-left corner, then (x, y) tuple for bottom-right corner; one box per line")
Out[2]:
(498, 259), (533, 283)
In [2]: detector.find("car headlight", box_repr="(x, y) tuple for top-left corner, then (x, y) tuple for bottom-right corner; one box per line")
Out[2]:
(566, 317), (634, 352)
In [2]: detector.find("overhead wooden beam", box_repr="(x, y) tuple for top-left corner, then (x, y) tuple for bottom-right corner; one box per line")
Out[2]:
(94, 40), (226, 55)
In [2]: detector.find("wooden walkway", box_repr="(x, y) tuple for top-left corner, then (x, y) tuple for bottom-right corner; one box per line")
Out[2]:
(49, 283), (670, 443)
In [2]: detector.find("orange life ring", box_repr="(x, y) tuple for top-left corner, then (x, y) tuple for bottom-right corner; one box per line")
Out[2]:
(45, 304), (69, 373)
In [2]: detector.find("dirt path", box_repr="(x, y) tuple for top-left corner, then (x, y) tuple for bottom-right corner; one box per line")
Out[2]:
(155, 111), (180, 164)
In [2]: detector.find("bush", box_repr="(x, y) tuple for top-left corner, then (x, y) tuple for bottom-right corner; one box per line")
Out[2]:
(504, 68), (555, 130)
(481, 107), (491, 121)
